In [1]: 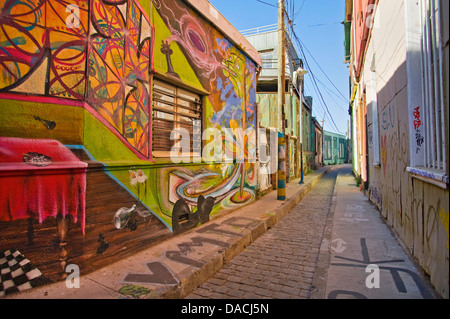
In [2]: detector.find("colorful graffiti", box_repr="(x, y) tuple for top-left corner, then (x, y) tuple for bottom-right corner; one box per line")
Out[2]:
(439, 208), (449, 249)
(144, 0), (258, 231)
(0, 137), (87, 231)
(153, 0), (256, 132)
(137, 162), (257, 233)
(412, 106), (424, 154)
(88, 0), (152, 158)
(0, 0), (88, 98)
(0, 0), (260, 291)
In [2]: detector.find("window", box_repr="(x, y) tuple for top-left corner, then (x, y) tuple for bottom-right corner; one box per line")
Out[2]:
(260, 50), (275, 69)
(152, 80), (202, 156)
(368, 66), (380, 167)
(406, 0), (448, 186)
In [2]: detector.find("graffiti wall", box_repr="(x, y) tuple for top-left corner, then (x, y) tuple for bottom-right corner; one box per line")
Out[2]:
(148, 0), (258, 228)
(0, 0), (153, 159)
(357, 1), (449, 297)
(368, 80), (449, 297)
(0, 0), (260, 292)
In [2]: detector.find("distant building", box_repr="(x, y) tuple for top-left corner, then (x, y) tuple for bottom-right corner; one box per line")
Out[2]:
(322, 130), (348, 166)
(312, 117), (324, 169)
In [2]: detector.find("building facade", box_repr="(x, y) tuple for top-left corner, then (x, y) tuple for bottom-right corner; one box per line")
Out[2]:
(312, 117), (324, 169)
(345, 0), (449, 297)
(323, 130), (348, 166)
(244, 25), (319, 187)
(0, 0), (263, 288)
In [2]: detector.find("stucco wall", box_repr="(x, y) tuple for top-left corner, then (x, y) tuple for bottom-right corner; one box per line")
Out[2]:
(358, 0), (449, 298)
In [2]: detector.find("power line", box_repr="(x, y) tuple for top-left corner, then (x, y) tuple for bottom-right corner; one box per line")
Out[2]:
(253, 0), (345, 133)
(315, 77), (349, 107)
(294, 0), (307, 20)
(288, 30), (343, 133)
(297, 21), (342, 29)
(255, 0), (278, 8)
(283, 9), (346, 134)
(296, 37), (349, 102)
(305, 76), (339, 133)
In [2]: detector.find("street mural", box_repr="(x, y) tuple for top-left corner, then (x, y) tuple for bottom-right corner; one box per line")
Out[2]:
(144, 0), (258, 231)
(0, 0), (259, 292)
(0, 0), (152, 158)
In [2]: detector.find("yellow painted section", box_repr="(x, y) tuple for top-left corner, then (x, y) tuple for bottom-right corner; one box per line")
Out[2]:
(83, 110), (142, 163)
(0, 99), (83, 145)
(151, 6), (205, 93)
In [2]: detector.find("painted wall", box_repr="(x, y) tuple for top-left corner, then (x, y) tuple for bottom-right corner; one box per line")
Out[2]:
(313, 120), (323, 168)
(350, 0), (449, 298)
(256, 91), (315, 179)
(0, 0), (260, 290)
(352, 0), (377, 79)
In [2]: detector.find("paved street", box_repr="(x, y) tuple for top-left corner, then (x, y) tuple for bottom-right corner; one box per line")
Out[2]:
(5, 164), (438, 300)
(323, 165), (437, 299)
(186, 168), (339, 299)
(186, 164), (438, 299)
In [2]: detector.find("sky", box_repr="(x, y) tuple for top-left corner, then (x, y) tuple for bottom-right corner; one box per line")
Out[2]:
(208, 0), (351, 136)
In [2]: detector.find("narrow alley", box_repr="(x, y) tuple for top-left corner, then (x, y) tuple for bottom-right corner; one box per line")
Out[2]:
(0, 0), (448, 305)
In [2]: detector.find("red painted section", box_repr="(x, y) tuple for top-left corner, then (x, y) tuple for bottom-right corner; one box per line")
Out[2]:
(0, 137), (87, 233)
(353, 0), (377, 79)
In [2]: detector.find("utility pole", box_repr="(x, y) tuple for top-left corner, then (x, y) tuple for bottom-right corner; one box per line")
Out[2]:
(277, 0), (286, 201)
(298, 71), (307, 184)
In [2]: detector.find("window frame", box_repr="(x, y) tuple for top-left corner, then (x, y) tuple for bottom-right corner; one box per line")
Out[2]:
(405, 0), (449, 188)
(151, 79), (203, 159)
(259, 49), (275, 70)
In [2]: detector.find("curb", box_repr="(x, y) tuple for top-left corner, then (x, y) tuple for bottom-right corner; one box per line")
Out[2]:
(5, 166), (331, 300)
(161, 166), (332, 299)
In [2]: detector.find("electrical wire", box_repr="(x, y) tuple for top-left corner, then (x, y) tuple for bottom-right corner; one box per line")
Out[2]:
(296, 37), (349, 102)
(255, 0), (278, 8)
(294, 0), (307, 20)
(297, 21), (343, 29)
(284, 8), (346, 134)
(292, 33), (343, 133)
(253, 0), (346, 134)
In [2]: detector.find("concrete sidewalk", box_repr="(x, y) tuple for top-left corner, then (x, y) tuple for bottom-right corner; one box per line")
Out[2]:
(314, 164), (438, 299)
(5, 166), (331, 299)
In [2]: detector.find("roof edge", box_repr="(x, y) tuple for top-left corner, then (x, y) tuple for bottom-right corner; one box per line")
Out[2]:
(185, 0), (263, 66)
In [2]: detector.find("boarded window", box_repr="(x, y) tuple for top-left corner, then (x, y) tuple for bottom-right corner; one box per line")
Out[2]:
(152, 80), (202, 155)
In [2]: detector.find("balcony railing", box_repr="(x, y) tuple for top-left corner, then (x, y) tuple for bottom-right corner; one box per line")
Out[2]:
(240, 24), (279, 36)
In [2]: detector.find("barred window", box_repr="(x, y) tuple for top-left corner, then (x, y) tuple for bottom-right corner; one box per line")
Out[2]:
(152, 80), (202, 156)
(406, 0), (448, 185)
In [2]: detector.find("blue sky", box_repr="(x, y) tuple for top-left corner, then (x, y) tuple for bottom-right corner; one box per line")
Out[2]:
(209, 0), (350, 135)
